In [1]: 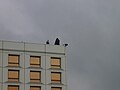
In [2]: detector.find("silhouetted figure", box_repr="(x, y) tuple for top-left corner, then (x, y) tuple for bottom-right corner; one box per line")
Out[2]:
(64, 44), (68, 47)
(54, 38), (60, 45)
(46, 40), (49, 44)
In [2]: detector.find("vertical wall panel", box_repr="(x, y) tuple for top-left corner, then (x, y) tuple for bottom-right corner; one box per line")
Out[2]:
(0, 41), (2, 49)
(3, 68), (7, 82)
(0, 84), (1, 90)
(2, 53), (8, 67)
(46, 55), (51, 69)
(0, 52), (2, 67)
(0, 68), (2, 83)
(41, 55), (45, 69)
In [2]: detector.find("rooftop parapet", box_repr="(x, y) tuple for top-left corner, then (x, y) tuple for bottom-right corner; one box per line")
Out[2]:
(0, 40), (65, 54)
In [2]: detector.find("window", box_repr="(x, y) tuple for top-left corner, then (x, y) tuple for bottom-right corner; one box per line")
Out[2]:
(30, 71), (41, 83)
(51, 57), (61, 69)
(8, 85), (19, 90)
(51, 72), (61, 83)
(8, 54), (19, 67)
(30, 86), (41, 90)
(8, 70), (19, 82)
(51, 87), (61, 90)
(30, 56), (41, 67)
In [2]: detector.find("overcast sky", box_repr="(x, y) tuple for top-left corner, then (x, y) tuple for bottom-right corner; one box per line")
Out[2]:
(0, 0), (120, 90)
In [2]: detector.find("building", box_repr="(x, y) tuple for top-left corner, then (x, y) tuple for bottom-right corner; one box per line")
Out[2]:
(0, 40), (67, 90)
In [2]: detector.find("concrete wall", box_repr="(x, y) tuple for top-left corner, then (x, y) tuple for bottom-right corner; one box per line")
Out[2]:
(0, 40), (67, 90)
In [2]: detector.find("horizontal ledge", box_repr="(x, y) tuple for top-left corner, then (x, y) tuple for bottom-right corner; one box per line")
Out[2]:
(0, 49), (65, 55)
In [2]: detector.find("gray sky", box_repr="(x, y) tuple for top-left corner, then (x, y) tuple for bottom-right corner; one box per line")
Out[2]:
(0, 0), (120, 90)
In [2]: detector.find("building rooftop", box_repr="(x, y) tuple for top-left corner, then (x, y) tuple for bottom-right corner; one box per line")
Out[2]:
(0, 40), (66, 55)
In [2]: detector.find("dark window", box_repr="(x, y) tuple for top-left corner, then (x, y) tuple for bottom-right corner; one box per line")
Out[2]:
(8, 85), (19, 90)
(30, 56), (41, 67)
(8, 70), (19, 82)
(30, 86), (41, 90)
(51, 57), (61, 69)
(51, 87), (62, 90)
(30, 71), (41, 83)
(51, 72), (61, 83)
(8, 54), (19, 67)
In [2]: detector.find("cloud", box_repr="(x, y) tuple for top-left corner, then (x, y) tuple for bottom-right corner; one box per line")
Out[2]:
(0, 0), (43, 35)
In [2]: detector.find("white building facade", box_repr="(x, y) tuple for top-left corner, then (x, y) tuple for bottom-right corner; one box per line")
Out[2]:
(0, 40), (67, 90)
